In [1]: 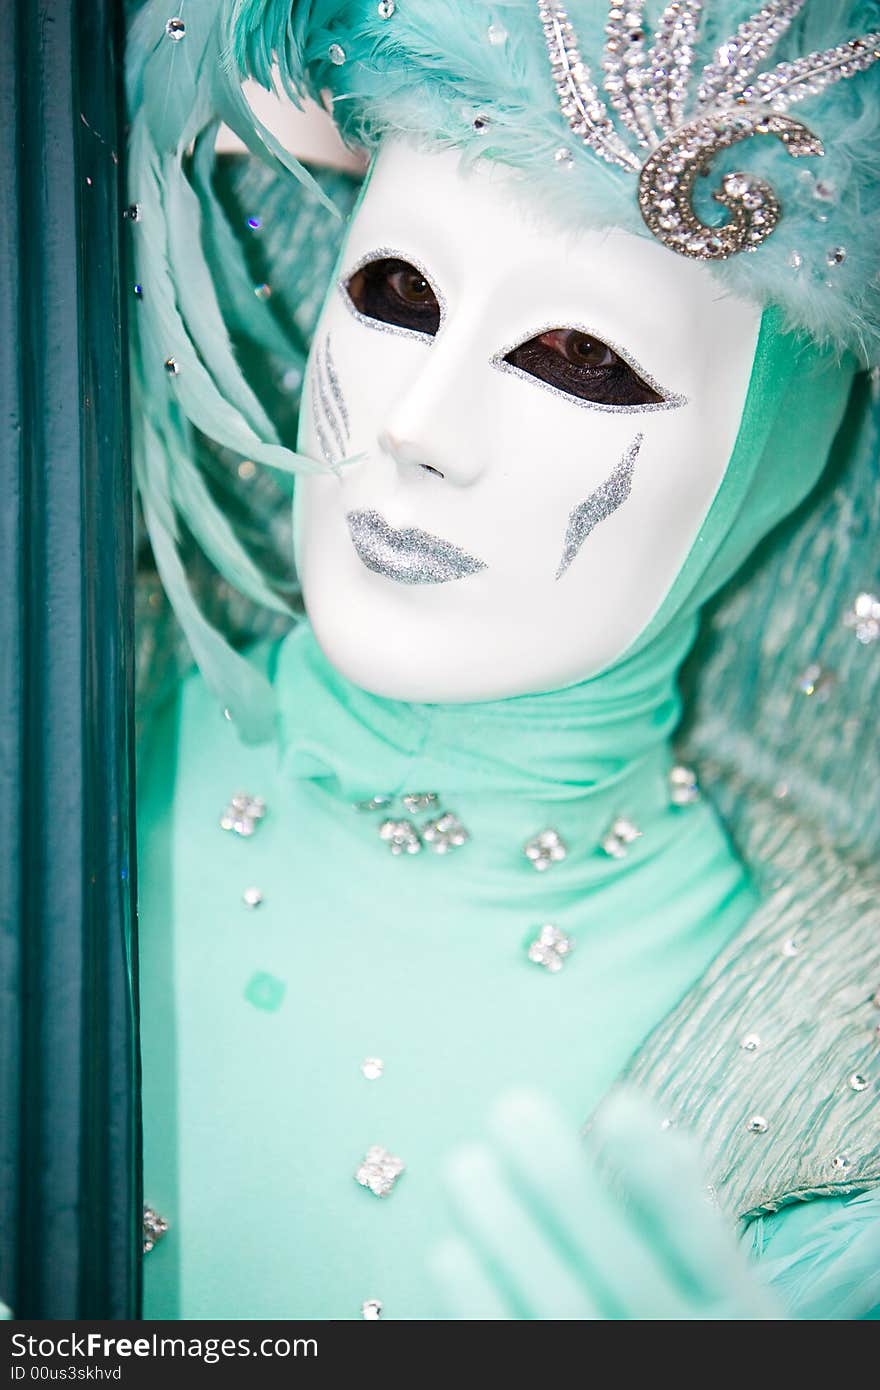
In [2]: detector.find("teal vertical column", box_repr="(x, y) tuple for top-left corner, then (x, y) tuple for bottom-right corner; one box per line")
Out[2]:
(0, 0), (140, 1318)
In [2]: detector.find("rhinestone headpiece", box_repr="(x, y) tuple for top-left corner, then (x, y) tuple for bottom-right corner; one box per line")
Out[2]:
(539, 1), (880, 260)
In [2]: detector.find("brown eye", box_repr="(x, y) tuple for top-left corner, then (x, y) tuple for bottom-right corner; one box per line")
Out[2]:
(503, 327), (666, 407)
(344, 256), (441, 336)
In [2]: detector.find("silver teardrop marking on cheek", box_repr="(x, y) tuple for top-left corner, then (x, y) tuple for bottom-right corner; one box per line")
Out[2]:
(556, 435), (642, 579)
(638, 111), (824, 260)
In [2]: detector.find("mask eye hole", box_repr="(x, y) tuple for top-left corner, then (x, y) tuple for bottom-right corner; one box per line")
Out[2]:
(344, 256), (442, 337)
(502, 328), (667, 408)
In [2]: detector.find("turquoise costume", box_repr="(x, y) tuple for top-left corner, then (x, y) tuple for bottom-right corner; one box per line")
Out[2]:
(129, 1), (880, 1319)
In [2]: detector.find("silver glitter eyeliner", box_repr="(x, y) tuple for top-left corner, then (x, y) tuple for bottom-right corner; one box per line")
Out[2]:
(556, 433), (643, 579)
(490, 322), (686, 415)
(338, 246), (447, 344)
(324, 336), (350, 438)
(346, 509), (487, 585)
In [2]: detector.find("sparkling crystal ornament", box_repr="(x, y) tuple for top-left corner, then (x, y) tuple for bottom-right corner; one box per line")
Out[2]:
(377, 0), (395, 17)
(123, 203), (141, 221)
(143, 1206), (169, 1253)
(421, 811), (470, 854)
(797, 662), (836, 699)
(328, 43), (346, 66)
(668, 763), (700, 805)
(378, 818), (422, 856)
(843, 592), (880, 644)
(538, 0), (880, 261)
(831, 1153), (851, 1171)
(849, 1072), (869, 1092)
(355, 1145), (405, 1197)
(527, 924), (574, 973)
(165, 17), (186, 42)
(826, 245), (847, 266)
(163, 357), (180, 376)
(599, 814), (642, 858)
(219, 792), (266, 837)
(488, 23), (509, 47)
(524, 827), (568, 871)
(740, 1032), (761, 1052)
(362, 1299), (383, 1319)
(355, 794), (394, 812)
(242, 886), (263, 908)
(747, 1114), (769, 1134)
(402, 792), (439, 813)
(361, 1057), (384, 1080)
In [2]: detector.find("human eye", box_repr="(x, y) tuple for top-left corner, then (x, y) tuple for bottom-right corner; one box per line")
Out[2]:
(342, 254), (442, 337)
(499, 327), (676, 409)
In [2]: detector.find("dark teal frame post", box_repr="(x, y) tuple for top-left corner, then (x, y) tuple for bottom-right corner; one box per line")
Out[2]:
(0, 0), (140, 1319)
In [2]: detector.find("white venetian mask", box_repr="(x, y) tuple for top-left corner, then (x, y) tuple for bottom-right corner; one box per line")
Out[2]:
(295, 138), (762, 702)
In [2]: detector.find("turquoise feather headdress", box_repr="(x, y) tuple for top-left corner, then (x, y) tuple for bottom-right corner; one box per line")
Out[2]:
(125, 0), (880, 738)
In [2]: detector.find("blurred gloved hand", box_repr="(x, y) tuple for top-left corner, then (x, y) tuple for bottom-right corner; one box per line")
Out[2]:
(428, 1085), (784, 1320)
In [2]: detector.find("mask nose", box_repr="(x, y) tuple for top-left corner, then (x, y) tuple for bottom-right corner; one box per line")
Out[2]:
(377, 428), (445, 479)
(377, 333), (487, 488)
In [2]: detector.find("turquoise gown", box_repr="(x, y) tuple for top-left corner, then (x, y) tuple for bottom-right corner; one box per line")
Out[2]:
(137, 621), (879, 1320)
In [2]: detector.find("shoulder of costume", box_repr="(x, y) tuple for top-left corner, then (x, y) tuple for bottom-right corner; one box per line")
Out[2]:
(607, 791), (880, 1223)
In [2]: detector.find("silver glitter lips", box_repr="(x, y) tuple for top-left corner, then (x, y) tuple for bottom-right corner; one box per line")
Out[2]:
(346, 510), (487, 584)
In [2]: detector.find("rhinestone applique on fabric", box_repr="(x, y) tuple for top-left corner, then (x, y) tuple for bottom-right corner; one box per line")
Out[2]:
(355, 1146), (405, 1198)
(527, 924), (575, 973)
(220, 792), (266, 837)
(524, 828), (568, 871)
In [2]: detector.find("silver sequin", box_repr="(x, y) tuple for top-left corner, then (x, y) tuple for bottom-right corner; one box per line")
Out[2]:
(600, 814), (642, 858)
(143, 1206), (169, 1253)
(556, 435), (642, 579)
(527, 923), (574, 973)
(378, 818), (422, 856)
(220, 792), (266, 837)
(843, 592), (880, 644)
(355, 1145), (405, 1197)
(422, 811), (470, 854)
(524, 828), (568, 871)
(669, 763), (701, 805)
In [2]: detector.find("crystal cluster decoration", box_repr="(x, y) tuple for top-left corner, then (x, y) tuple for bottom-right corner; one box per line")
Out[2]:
(669, 763), (700, 805)
(524, 827), (568, 871)
(843, 591), (880, 644)
(378, 819), (423, 856)
(599, 814), (642, 858)
(538, 0), (880, 260)
(143, 1206), (169, 1254)
(527, 924), (575, 972)
(220, 792), (266, 837)
(421, 812), (470, 854)
(361, 790), (470, 856)
(355, 1145), (405, 1197)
